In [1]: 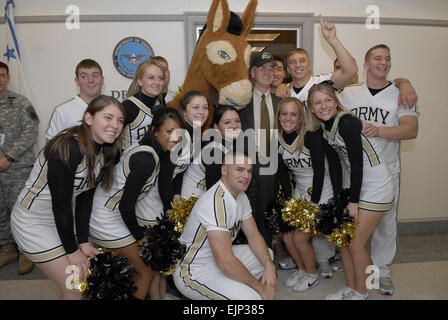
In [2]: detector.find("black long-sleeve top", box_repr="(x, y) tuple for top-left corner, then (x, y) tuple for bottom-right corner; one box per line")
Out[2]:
(118, 136), (167, 240)
(122, 91), (164, 126)
(157, 123), (194, 211)
(277, 129), (342, 204)
(46, 137), (101, 254)
(324, 113), (363, 203)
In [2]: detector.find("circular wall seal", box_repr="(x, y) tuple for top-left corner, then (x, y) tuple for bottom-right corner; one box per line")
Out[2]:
(113, 36), (154, 79)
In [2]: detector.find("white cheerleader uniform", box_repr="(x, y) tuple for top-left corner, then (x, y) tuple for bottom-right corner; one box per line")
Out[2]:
(338, 82), (419, 277)
(323, 112), (394, 212)
(89, 142), (163, 249)
(181, 131), (230, 198)
(279, 133), (334, 203)
(122, 95), (155, 150)
(10, 145), (104, 263)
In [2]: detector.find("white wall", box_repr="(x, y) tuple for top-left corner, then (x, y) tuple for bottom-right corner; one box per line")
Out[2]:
(2, 0), (448, 222)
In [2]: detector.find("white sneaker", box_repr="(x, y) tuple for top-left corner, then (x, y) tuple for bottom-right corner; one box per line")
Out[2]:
(285, 269), (304, 288)
(348, 290), (368, 300)
(292, 272), (320, 292)
(326, 286), (354, 300)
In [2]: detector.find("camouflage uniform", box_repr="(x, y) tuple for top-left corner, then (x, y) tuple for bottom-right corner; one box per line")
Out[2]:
(0, 90), (39, 247)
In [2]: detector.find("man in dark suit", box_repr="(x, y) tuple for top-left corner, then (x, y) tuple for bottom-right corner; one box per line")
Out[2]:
(238, 51), (281, 248)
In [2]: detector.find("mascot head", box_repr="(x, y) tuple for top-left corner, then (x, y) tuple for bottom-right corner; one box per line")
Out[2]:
(168, 0), (258, 128)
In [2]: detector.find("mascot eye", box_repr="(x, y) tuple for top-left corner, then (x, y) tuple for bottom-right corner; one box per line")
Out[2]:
(218, 50), (230, 60)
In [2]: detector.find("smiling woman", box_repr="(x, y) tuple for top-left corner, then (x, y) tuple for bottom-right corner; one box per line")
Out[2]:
(88, 107), (185, 300)
(122, 59), (166, 150)
(9, 95), (125, 300)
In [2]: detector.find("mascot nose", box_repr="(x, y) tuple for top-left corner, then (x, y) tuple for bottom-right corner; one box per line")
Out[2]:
(219, 79), (252, 108)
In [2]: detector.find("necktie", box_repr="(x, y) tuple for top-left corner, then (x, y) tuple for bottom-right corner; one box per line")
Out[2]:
(260, 94), (270, 157)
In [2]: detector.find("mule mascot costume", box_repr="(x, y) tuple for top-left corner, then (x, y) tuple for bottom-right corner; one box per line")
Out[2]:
(168, 0), (258, 128)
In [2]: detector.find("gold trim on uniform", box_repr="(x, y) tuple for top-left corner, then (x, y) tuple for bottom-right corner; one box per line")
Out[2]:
(105, 145), (159, 210)
(360, 133), (380, 167)
(22, 245), (66, 263)
(214, 186), (227, 229)
(20, 152), (48, 209)
(179, 226), (227, 300)
(122, 96), (155, 149)
(90, 234), (136, 249)
(137, 216), (158, 227)
(359, 199), (394, 212)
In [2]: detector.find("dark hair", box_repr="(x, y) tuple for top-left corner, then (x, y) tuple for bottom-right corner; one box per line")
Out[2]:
(273, 56), (285, 66)
(0, 62), (9, 75)
(75, 59), (103, 78)
(48, 95), (125, 191)
(139, 107), (185, 145)
(213, 104), (239, 125)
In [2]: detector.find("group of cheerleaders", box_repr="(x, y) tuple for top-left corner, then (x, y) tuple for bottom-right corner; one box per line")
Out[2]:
(10, 57), (392, 300)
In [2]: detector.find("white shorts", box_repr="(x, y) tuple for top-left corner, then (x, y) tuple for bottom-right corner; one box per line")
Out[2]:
(10, 201), (67, 263)
(173, 245), (273, 300)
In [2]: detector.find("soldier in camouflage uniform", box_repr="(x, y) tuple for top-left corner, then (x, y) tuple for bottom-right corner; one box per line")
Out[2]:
(0, 62), (39, 274)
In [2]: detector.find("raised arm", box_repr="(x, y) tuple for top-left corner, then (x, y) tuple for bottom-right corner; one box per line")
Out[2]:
(319, 15), (358, 91)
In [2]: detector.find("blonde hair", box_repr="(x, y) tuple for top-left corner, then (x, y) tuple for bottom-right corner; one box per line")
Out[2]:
(127, 59), (165, 97)
(305, 82), (347, 132)
(275, 97), (306, 153)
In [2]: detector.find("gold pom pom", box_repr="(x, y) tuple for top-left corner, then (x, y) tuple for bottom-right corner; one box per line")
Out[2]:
(281, 195), (319, 235)
(167, 195), (199, 233)
(326, 222), (356, 247)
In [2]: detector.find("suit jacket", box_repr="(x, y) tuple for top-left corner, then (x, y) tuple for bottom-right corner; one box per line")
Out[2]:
(238, 93), (281, 131)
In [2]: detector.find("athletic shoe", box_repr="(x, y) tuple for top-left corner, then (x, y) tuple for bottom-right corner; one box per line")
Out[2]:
(317, 260), (333, 279)
(278, 256), (297, 270)
(285, 268), (304, 288)
(329, 255), (344, 272)
(348, 290), (368, 300)
(378, 277), (394, 296)
(292, 272), (320, 292)
(325, 286), (354, 300)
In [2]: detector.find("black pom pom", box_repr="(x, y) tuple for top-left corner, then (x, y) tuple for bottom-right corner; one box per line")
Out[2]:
(139, 217), (186, 274)
(82, 251), (137, 300)
(315, 188), (353, 235)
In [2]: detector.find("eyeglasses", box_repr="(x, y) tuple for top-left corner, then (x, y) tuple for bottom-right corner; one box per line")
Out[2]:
(257, 64), (275, 73)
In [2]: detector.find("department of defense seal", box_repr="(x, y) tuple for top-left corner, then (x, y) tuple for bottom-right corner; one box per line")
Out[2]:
(113, 37), (154, 79)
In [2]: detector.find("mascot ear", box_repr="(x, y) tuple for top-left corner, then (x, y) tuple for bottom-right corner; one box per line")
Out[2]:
(241, 0), (258, 38)
(207, 0), (230, 33)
